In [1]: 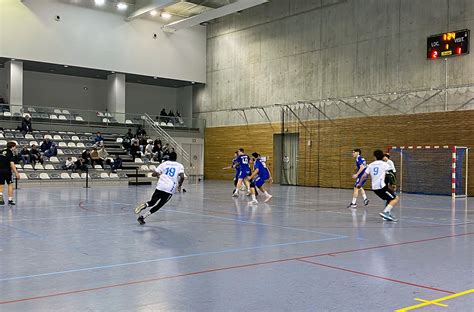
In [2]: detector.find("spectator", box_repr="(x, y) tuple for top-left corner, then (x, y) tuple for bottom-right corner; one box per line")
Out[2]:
(154, 138), (162, 146)
(176, 111), (184, 125)
(20, 114), (33, 134)
(130, 140), (141, 161)
(44, 142), (58, 158)
(122, 136), (131, 152)
(62, 157), (75, 170)
(168, 110), (175, 124)
(29, 144), (43, 165)
(75, 158), (87, 172)
(107, 154), (123, 172)
(40, 138), (52, 153)
(160, 108), (168, 123)
(152, 141), (162, 162)
(136, 125), (146, 137)
(90, 147), (102, 167)
(169, 147), (177, 162)
(20, 146), (30, 164)
(94, 132), (104, 147)
(98, 146), (109, 163)
(138, 135), (148, 153)
(125, 128), (134, 140)
(144, 140), (154, 160)
(81, 149), (91, 165)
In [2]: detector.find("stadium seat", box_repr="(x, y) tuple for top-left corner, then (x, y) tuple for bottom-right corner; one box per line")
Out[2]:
(109, 173), (119, 179)
(116, 138), (123, 143)
(27, 107), (36, 113)
(25, 134), (34, 139)
(40, 113), (49, 119)
(50, 114), (58, 120)
(34, 164), (44, 170)
(147, 172), (154, 178)
(94, 165), (103, 170)
(160, 122), (167, 126)
(125, 120), (133, 124)
(167, 122), (174, 127)
(60, 173), (71, 179)
(3, 112), (11, 117)
(149, 165), (156, 171)
(53, 109), (62, 114)
(15, 133), (24, 139)
(75, 116), (84, 121)
(53, 135), (62, 140)
(117, 172), (128, 179)
(71, 136), (80, 141)
(27, 172), (40, 180)
(62, 135), (71, 140)
(39, 173), (50, 180)
(44, 134), (53, 140)
(54, 164), (63, 170)
(102, 118), (110, 123)
(76, 142), (85, 148)
(67, 142), (76, 147)
(62, 110), (70, 115)
(100, 172), (110, 179)
(71, 157), (78, 162)
(134, 158), (143, 163)
(59, 142), (67, 147)
(58, 115), (67, 120)
(97, 112), (104, 117)
(67, 131), (75, 135)
(57, 149), (64, 155)
(71, 173), (81, 179)
(34, 134), (43, 139)
(80, 136), (88, 141)
(80, 173), (90, 179)
(140, 165), (149, 171)
(85, 142), (94, 148)
(19, 173), (28, 180)
(4, 133), (14, 138)
(90, 173), (101, 179)
(44, 164), (55, 170)
(23, 164), (33, 170)
(49, 173), (61, 179)
(29, 141), (38, 147)
(0, 140), (7, 146)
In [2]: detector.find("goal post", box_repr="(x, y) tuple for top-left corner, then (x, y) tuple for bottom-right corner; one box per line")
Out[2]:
(387, 145), (469, 198)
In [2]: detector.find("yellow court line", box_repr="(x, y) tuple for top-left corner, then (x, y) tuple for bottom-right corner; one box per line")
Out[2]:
(414, 298), (448, 307)
(396, 289), (474, 312)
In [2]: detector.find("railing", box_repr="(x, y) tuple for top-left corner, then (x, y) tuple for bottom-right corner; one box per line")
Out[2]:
(0, 104), (205, 134)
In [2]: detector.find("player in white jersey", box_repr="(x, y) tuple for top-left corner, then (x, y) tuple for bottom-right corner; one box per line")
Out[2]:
(134, 153), (184, 225)
(358, 150), (399, 222)
(383, 153), (397, 192)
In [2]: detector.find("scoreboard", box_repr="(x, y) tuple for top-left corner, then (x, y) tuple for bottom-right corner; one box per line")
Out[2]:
(427, 29), (470, 59)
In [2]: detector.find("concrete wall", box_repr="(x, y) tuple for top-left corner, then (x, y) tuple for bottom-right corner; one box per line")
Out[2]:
(0, 0), (206, 83)
(126, 82), (178, 116)
(194, 0), (474, 127)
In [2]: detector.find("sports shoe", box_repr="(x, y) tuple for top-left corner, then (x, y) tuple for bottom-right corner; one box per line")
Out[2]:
(232, 192), (239, 197)
(246, 192), (251, 196)
(364, 198), (369, 206)
(249, 199), (258, 205)
(134, 203), (147, 214)
(379, 211), (398, 222)
(8, 200), (16, 206)
(264, 194), (273, 202)
(137, 216), (146, 225)
(0, 195), (4, 205)
(347, 203), (357, 208)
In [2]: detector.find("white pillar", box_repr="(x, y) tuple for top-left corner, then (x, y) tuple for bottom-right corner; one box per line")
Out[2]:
(107, 73), (126, 123)
(5, 60), (23, 115)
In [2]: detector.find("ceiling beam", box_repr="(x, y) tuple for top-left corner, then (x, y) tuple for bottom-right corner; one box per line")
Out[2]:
(162, 0), (268, 31)
(126, 0), (179, 21)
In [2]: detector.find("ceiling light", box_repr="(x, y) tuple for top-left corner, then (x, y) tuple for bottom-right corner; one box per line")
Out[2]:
(11, 58), (16, 61)
(153, 77), (157, 79)
(111, 71), (115, 74)
(117, 2), (128, 10)
(150, 10), (157, 16)
(94, 0), (106, 6)
(161, 12), (171, 19)
(63, 65), (69, 68)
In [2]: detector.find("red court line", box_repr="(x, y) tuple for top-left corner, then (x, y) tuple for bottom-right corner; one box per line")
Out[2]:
(296, 259), (455, 294)
(1, 232), (472, 305)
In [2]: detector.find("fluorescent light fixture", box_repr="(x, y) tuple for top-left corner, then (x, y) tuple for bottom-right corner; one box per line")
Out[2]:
(63, 65), (69, 68)
(94, 0), (106, 6)
(11, 58), (16, 61)
(150, 10), (158, 16)
(153, 77), (158, 79)
(117, 2), (128, 10)
(161, 11), (171, 19)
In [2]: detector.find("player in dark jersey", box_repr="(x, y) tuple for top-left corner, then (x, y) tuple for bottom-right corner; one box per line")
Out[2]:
(223, 151), (240, 194)
(232, 148), (251, 197)
(347, 148), (369, 208)
(248, 152), (273, 204)
(0, 142), (20, 205)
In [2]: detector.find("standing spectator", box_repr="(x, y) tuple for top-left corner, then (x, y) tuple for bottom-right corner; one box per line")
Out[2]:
(20, 114), (33, 134)
(29, 145), (43, 165)
(130, 140), (141, 161)
(20, 146), (30, 164)
(94, 132), (104, 147)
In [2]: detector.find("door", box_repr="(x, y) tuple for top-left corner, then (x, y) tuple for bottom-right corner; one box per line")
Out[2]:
(273, 133), (299, 185)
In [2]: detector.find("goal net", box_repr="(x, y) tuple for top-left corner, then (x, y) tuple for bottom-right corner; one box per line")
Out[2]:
(388, 146), (469, 197)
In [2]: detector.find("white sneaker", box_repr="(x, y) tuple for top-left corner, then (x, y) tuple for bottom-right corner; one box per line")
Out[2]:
(134, 203), (147, 214)
(264, 194), (272, 202)
(232, 192), (239, 197)
(249, 199), (258, 205)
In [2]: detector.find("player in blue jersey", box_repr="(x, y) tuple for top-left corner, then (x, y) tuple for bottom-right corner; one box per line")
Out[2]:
(232, 148), (251, 197)
(223, 151), (240, 194)
(248, 152), (273, 204)
(347, 148), (369, 208)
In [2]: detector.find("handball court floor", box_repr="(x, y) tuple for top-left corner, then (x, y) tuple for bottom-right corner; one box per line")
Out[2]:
(0, 181), (473, 312)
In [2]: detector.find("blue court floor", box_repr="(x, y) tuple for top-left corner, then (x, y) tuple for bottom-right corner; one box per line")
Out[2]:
(0, 181), (473, 311)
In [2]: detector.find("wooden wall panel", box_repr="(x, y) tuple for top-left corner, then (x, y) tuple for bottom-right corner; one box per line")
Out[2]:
(205, 110), (474, 195)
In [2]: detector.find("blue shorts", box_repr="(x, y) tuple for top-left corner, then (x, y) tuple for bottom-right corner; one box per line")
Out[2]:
(238, 170), (251, 179)
(253, 176), (267, 188)
(354, 172), (367, 188)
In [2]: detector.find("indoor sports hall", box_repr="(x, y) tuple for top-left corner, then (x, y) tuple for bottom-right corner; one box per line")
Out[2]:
(0, 1), (473, 311)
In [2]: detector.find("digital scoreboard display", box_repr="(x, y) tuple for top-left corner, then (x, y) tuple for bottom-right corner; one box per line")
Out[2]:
(427, 29), (470, 59)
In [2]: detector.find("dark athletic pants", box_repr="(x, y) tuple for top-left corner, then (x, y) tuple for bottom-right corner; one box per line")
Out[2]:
(147, 189), (173, 214)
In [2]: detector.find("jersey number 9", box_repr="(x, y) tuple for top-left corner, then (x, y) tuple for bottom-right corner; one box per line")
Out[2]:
(373, 167), (379, 176)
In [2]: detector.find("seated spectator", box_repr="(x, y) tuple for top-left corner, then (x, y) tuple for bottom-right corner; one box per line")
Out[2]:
(20, 114), (33, 134)
(168, 110), (175, 124)
(138, 135), (148, 153)
(125, 128), (134, 140)
(169, 147), (177, 162)
(40, 138), (52, 154)
(176, 111), (185, 125)
(144, 141), (154, 160)
(136, 125), (146, 137)
(152, 142), (162, 162)
(107, 154), (123, 172)
(75, 158), (87, 172)
(122, 136), (131, 152)
(154, 138), (162, 146)
(130, 140), (141, 161)
(62, 157), (75, 170)
(98, 145), (109, 163)
(81, 149), (91, 165)
(160, 108), (168, 123)
(162, 143), (170, 157)
(44, 142), (57, 158)
(90, 147), (102, 167)
(29, 144), (43, 165)
(94, 132), (104, 147)
(20, 146), (30, 164)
